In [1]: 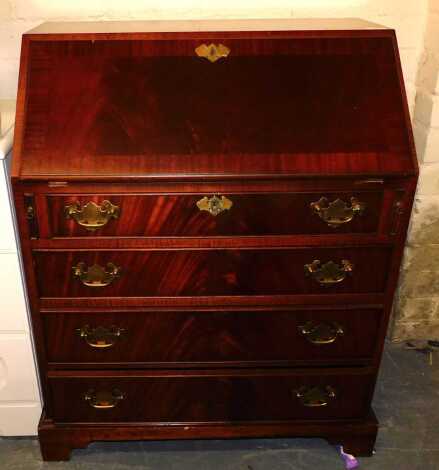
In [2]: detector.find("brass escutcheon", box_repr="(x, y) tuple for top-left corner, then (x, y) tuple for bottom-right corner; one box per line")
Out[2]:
(195, 43), (231, 63)
(25, 205), (35, 220)
(196, 195), (233, 216)
(295, 385), (337, 407)
(304, 259), (353, 286)
(77, 325), (125, 349)
(83, 389), (125, 409)
(310, 197), (365, 228)
(72, 262), (121, 287)
(65, 200), (119, 231)
(298, 321), (345, 345)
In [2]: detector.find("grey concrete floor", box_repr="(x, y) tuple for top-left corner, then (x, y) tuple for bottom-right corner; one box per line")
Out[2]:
(1, 342), (438, 469)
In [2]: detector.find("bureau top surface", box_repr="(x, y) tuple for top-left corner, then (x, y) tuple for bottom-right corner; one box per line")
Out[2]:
(26, 18), (388, 35)
(12, 20), (416, 182)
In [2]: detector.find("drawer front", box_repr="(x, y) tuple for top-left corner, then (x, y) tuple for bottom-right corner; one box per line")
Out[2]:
(0, 163), (16, 251)
(0, 334), (40, 402)
(47, 191), (383, 237)
(34, 247), (391, 298)
(0, 253), (29, 331)
(43, 308), (381, 365)
(48, 369), (373, 423)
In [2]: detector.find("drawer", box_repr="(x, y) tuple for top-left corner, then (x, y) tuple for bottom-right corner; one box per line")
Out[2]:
(0, 253), (29, 331)
(48, 368), (374, 423)
(33, 247), (391, 298)
(0, 334), (40, 402)
(43, 308), (381, 366)
(46, 191), (383, 237)
(0, 163), (16, 251)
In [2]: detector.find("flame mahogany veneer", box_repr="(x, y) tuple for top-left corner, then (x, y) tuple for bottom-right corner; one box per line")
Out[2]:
(12, 19), (418, 461)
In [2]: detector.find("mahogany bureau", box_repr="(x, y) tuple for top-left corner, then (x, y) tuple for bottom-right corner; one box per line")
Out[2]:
(11, 19), (418, 461)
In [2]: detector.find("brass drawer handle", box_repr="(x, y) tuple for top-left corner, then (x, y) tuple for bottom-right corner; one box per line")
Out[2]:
(65, 200), (120, 231)
(196, 195), (233, 216)
(72, 262), (121, 287)
(298, 321), (345, 345)
(295, 385), (337, 407)
(77, 325), (125, 349)
(195, 43), (230, 63)
(310, 197), (365, 228)
(304, 259), (353, 286)
(84, 389), (125, 409)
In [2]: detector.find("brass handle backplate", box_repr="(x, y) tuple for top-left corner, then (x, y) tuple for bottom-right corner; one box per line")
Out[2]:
(304, 259), (353, 286)
(310, 197), (365, 228)
(295, 385), (337, 407)
(77, 325), (125, 349)
(84, 389), (125, 409)
(298, 321), (345, 345)
(72, 262), (121, 287)
(65, 200), (120, 231)
(196, 195), (233, 216)
(195, 43), (230, 62)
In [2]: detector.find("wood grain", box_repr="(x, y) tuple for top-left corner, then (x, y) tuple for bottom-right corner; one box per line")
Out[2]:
(47, 191), (383, 237)
(14, 35), (415, 180)
(38, 410), (378, 460)
(33, 247), (392, 298)
(47, 368), (374, 423)
(42, 307), (382, 366)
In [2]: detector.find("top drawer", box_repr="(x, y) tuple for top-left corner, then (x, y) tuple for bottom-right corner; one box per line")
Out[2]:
(46, 190), (385, 238)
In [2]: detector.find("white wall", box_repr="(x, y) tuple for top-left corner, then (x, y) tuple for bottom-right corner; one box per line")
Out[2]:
(392, 0), (439, 340)
(0, 0), (429, 108)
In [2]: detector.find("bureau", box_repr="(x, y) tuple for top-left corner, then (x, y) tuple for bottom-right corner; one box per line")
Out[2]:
(11, 19), (418, 461)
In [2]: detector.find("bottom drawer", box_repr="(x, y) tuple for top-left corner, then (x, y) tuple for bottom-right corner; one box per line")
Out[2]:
(48, 369), (374, 423)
